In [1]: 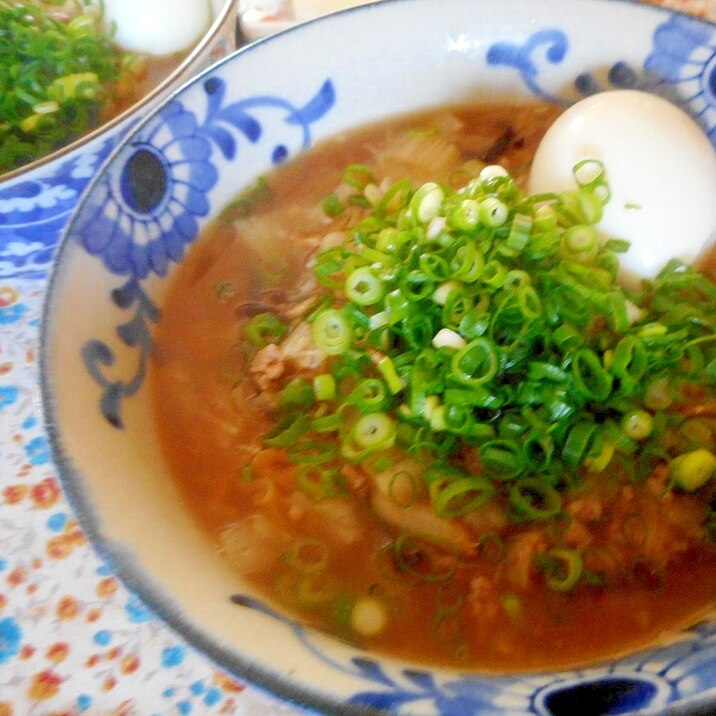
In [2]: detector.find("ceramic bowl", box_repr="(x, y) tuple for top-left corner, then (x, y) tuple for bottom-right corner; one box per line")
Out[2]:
(41, 1), (716, 713)
(0, 0), (238, 281)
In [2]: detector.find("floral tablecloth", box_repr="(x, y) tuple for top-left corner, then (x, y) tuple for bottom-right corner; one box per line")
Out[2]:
(1, 1), (715, 714)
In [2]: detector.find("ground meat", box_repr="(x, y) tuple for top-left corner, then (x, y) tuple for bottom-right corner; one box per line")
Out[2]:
(501, 530), (548, 590)
(249, 322), (327, 392)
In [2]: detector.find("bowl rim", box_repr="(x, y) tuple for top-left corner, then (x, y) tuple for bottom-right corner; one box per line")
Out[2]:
(0, 0), (238, 185)
(38, 0), (716, 713)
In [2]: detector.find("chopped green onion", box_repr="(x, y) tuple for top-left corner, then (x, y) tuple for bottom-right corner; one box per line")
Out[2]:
(620, 410), (654, 441)
(353, 413), (396, 450)
(279, 378), (314, 410)
(244, 312), (287, 347)
(612, 336), (648, 383)
(670, 448), (716, 491)
(451, 338), (499, 388)
(411, 182), (445, 223)
(312, 309), (353, 356)
(509, 478), (562, 520)
(501, 593), (524, 622)
(392, 534), (456, 583)
(583, 440), (615, 473)
(377, 356), (404, 394)
(450, 199), (480, 231)
(345, 267), (385, 306)
(562, 422), (599, 468)
(450, 244), (485, 283)
(602, 420), (639, 456)
(297, 465), (346, 500)
(505, 213), (532, 254)
(538, 548), (583, 591)
(258, 153), (716, 531)
(549, 322), (582, 351)
(264, 414), (310, 447)
(0, 2), (138, 173)
(343, 164), (375, 189)
(431, 476), (494, 519)
(480, 439), (525, 480)
(350, 379), (389, 413)
(388, 469), (420, 507)
(313, 374), (337, 401)
(533, 204), (558, 233)
(48, 72), (101, 101)
(561, 225), (599, 263)
(573, 159), (606, 188)
(643, 377), (674, 411)
(322, 193), (345, 216)
(433, 281), (460, 306)
(288, 441), (337, 466)
(571, 348), (612, 401)
(479, 197), (509, 227)
(481, 260), (507, 288)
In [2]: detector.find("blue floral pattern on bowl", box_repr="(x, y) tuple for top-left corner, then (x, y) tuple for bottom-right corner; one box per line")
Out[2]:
(78, 102), (218, 280)
(79, 12), (716, 432)
(75, 75), (335, 282)
(487, 13), (716, 146)
(645, 13), (716, 144)
(74, 74), (335, 428)
(230, 593), (716, 714)
(0, 136), (118, 280)
(43, 2), (716, 714)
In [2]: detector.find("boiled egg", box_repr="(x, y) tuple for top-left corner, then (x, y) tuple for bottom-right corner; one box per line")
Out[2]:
(103, 0), (213, 56)
(528, 90), (716, 287)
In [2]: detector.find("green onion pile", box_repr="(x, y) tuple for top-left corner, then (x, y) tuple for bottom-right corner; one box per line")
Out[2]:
(0, 0), (135, 173)
(245, 159), (716, 525)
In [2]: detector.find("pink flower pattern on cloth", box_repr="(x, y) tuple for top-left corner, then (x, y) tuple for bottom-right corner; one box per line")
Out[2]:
(0, 281), (296, 714)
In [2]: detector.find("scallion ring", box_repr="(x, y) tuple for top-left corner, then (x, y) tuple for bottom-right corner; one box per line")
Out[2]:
(450, 198), (480, 231)
(480, 438), (525, 480)
(353, 413), (396, 450)
(410, 182), (445, 223)
(538, 548), (583, 591)
(431, 477), (494, 519)
(312, 308), (353, 356)
(451, 338), (499, 388)
(479, 197), (509, 227)
(571, 348), (613, 401)
(349, 379), (390, 413)
(561, 225), (599, 263)
(345, 267), (385, 306)
(509, 477), (562, 520)
(244, 312), (287, 347)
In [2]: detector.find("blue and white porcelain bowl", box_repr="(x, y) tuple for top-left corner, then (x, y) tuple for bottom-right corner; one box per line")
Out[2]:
(0, 0), (238, 281)
(41, 1), (716, 713)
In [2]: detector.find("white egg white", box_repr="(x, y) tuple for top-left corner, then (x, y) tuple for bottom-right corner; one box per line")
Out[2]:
(528, 90), (716, 287)
(104, 0), (213, 56)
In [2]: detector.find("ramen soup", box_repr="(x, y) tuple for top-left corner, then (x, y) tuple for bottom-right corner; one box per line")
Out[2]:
(151, 103), (716, 671)
(0, 0), (195, 175)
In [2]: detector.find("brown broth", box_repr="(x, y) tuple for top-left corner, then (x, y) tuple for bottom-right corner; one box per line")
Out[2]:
(101, 53), (183, 122)
(150, 103), (716, 671)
